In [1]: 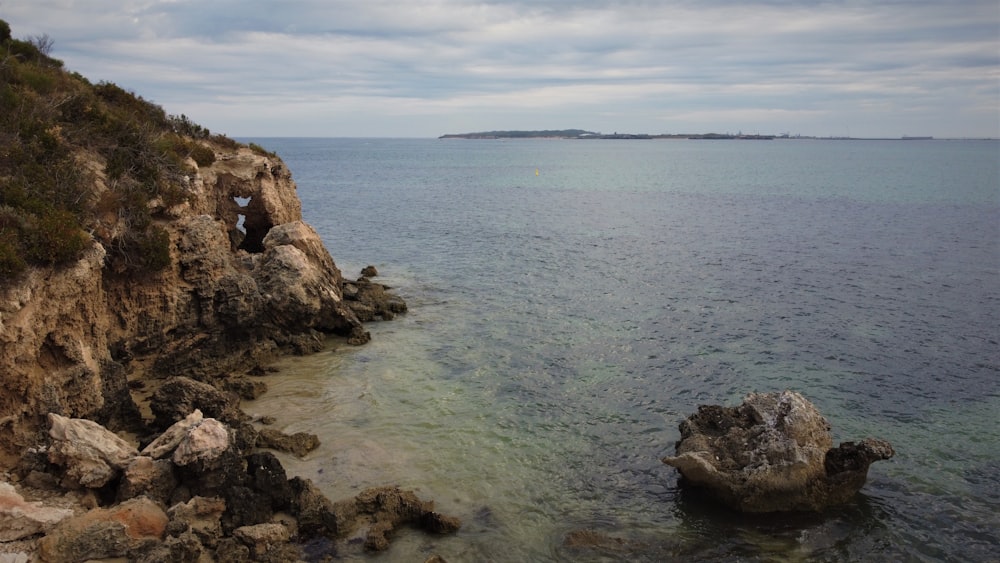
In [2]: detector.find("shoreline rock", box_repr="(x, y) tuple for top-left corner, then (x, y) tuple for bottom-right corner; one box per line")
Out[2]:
(662, 390), (894, 512)
(1, 409), (461, 560)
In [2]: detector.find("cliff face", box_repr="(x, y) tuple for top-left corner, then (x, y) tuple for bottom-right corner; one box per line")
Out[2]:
(0, 143), (366, 462)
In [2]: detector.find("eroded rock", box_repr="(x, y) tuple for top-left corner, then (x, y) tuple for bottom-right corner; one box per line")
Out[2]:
(662, 390), (894, 512)
(0, 482), (73, 541)
(38, 496), (167, 561)
(333, 486), (461, 552)
(47, 413), (138, 489)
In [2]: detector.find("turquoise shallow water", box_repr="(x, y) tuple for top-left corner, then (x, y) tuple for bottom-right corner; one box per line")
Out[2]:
(244, 138), (1000, 561)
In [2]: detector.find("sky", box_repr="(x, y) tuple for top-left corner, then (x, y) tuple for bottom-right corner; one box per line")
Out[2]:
(4, 1), (999, 138)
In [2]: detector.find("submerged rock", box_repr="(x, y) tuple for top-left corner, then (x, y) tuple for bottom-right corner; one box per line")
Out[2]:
(662, 390), (894, 512)
(256, 427), (320, 457)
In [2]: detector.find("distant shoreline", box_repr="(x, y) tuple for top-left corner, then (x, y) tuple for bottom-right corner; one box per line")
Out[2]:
(439, 130), (995, 141)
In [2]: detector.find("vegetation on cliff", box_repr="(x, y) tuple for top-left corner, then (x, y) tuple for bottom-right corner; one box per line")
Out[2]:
(0, 19), (257, 280)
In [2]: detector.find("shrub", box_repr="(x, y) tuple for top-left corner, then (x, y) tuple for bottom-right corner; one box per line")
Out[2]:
(0, 237), (25, 279)
(189, 143), (216, 167)
(22, 209), (89, 265)
(248, 142), (277, 158)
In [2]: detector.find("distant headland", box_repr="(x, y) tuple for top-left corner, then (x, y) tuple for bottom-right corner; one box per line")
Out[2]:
(438, 130), (960, 141)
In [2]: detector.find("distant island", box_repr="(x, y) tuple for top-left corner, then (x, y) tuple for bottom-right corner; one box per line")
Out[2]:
(438, 130), (956, 141)
(439, 129), (777, 140)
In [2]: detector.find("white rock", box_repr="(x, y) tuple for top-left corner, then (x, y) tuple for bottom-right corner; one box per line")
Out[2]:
(47, 413), (138, 488)
(0, 481), (73, 541)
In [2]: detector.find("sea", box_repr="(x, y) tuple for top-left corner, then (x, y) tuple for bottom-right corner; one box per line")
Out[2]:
(240, 137), (999, 562)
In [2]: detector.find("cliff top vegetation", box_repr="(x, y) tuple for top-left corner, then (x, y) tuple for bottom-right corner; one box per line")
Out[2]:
(0, 19), (265, 281)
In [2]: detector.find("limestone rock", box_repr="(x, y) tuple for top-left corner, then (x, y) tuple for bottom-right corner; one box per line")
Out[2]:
(38, 496), (168, 561)
(142, 409), (206, 460)
(0, 482), (73, 541)
(172, 418), (230, 467)
(47, 413), (139, 489)
(662, 390), (894, 512)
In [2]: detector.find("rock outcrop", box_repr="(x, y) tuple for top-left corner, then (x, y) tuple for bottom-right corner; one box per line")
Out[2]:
(662, 390), (894, 512)
(0, 143), (395, 460)
(3, 413), (461, 560)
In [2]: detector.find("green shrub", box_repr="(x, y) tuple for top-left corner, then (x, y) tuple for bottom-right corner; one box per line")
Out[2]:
(0, 237), (26, 279)
(189, 144), (216, 167)
(248, 142), (277, 158)
(135, 225), (171, 271)
(22, 209), (89, 265)
(0, 19), (261, 284)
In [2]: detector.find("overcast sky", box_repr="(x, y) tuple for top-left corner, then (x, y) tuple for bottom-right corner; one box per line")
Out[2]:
(5, 1), (999, 138)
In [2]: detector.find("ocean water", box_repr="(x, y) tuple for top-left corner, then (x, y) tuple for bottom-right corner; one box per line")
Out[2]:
(243, 138), (1000, 562)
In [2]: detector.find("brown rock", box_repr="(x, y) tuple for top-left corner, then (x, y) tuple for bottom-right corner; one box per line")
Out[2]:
(662, 390), (894, 512)
(149, 377), (242, 431)
(334, 486), (461, 552)
(256, 428), (320, 457)
(117, 456), (177, 505)
(38, 496), (168, 561)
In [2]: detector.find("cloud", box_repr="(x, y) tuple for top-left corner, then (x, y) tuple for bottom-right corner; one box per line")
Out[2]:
(3, 0), (997, 137)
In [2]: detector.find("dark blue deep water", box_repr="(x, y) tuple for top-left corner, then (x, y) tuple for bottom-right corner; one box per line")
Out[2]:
(245, 138), (999, 562)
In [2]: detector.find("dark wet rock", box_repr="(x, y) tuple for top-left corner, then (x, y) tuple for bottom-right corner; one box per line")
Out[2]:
(245, 452), (293, 511)
(341, 276), (407, 323)
(117, 456), (178, 505)
(222, 486), (272, 532)
(332, 486), (461, 552)
(360, 265), (378, 278)
(662, 390), (894, 512)
(223, 375), (268, 400)
(150, 376), (244, 431)
(214, 536), (252, 562)
(256, 427), (320, 457)
(289, 477), (339, 539)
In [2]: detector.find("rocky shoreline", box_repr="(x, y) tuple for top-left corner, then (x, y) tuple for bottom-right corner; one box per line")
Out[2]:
(0, 134), (461, 561)
(0, 267), (461, 562)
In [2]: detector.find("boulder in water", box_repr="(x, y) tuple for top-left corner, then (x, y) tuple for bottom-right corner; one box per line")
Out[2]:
(662, 390), (893, 512)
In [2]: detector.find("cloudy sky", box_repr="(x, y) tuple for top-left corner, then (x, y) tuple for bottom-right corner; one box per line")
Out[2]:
(5, 1), (998, 138)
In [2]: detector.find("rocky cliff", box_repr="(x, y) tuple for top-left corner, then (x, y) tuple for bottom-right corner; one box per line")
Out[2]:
(0, 142), (369, 464)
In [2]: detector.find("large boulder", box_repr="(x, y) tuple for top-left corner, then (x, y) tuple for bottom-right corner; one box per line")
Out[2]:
(662, 390), (894, 512)
(47, 413), (138, 489)
(38, 496), (168, 561)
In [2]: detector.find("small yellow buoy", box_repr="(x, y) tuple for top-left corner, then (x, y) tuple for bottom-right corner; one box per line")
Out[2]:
(535, 168), (539, 176)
